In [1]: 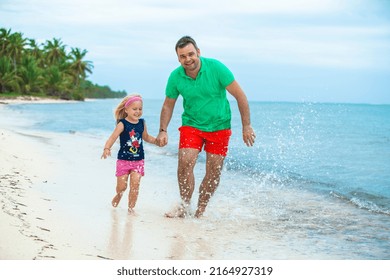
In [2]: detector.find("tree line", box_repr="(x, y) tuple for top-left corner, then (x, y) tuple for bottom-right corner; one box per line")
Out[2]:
(0, 28), (126, 100)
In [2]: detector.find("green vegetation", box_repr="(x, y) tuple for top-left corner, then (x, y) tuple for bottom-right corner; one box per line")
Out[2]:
(0, 28), (126, 100)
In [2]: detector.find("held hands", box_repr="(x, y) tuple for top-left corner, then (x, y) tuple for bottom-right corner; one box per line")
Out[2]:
(156, 131), (168, 147)
(243, 125), (256, 147)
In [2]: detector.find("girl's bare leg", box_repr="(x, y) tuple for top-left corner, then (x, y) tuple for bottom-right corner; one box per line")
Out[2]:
(128, 171), (142, 212)
(112, 175), (129, 207)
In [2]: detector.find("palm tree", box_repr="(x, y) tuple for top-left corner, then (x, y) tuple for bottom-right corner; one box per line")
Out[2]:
(0, 28), (13, 56)
(0, 28), (24, 93)
(44, 64), (74, 99)
(0, 28), (124, 99)
(26, 39), (44, 66)
(43, 38), (67, 66)
(18, 55), (43, 94)
(5, 31), (26, 72)
(0, 56), (21, 93)
(68, 47), (94, 87)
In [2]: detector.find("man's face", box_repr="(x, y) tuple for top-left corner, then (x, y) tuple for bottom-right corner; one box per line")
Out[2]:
(176, 43), (201, 73)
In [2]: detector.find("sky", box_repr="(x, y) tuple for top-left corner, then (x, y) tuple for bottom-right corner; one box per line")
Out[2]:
(1, 0), (390, 104)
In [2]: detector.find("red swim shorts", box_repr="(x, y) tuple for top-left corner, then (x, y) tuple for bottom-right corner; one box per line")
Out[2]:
(179, 126), (232, 156)
(116, 159), (145, 177)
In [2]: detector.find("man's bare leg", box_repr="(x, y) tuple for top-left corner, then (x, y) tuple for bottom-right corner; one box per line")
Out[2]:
(195, 152), (225, 218)
(165, 148), (199, 218)
(178, 148), (199, 203)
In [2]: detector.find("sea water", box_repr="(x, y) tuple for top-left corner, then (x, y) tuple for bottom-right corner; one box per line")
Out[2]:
(4, 99), (390, 259)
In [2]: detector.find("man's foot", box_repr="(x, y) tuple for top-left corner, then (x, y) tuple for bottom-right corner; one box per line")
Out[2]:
(164, 202), (191, 218)
(194, 206), (205, 218)
(111, 191), (124, 207)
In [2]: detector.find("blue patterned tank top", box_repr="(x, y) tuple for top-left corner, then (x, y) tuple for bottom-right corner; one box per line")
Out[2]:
(117, 119), (144, 161)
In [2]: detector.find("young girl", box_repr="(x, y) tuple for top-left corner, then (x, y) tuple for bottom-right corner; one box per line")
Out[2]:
(101, 94), (157, 214)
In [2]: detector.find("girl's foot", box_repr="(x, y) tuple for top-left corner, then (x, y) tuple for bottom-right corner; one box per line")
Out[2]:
(128, 207), (135, 215)
(111, 191), (124, 207)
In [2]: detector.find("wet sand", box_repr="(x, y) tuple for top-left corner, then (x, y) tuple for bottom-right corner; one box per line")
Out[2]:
(0, 99), (252, 260)
(0, 117), (265, 260)
(1, 99), (315, 260)
(1, 99), (389, 280)
(0, 98), (389, 261)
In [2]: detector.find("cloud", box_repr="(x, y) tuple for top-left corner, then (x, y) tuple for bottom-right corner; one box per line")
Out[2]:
(1, 0), (348, 27)
(1, 0), (389, 102)
(210, 0), (346, 15)
(237, 26), (390, 68)
(2, 0), (388, 71)
(2, 0), (191, 27)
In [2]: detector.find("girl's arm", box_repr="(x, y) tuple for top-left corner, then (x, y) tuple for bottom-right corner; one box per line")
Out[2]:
(101, 122), (124, 159)
(142, 121), (158, 145)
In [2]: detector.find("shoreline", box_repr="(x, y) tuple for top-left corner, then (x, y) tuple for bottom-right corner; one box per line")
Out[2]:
(0, 127), (102, 259)
(0, 102), (222, 260)
(1, 101), (390, 260)
(0, 96), (81, 105)
(0, 99), (116, 259)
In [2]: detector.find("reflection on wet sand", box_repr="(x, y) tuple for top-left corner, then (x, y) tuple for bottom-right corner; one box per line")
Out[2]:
(107, 210), (134, 259)
(166, 220), (217, 259)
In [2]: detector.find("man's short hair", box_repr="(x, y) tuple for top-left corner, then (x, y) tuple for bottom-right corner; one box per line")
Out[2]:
(175, 36), (199, 51)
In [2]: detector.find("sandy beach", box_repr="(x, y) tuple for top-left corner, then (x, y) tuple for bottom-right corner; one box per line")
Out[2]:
(1, 98), (265, 260)
(0, 115), (273, 260)
(0, 100), (186, 260)
(1, 98), (390, 264)
(0, 96), (77, 105)
(1, 98), (390, 280)
(0, 98), (322, 260)
(0, 100), (100, 259)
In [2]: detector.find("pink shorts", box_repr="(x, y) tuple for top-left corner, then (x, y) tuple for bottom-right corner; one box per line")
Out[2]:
(116, 159), (145, 177)
(179, 126), (231, 156)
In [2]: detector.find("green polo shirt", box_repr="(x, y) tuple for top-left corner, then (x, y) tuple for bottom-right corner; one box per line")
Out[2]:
(166, 57), (235, 132)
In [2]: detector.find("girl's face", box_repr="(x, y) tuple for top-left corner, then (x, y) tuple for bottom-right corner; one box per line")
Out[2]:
(125, 101), (143, 122)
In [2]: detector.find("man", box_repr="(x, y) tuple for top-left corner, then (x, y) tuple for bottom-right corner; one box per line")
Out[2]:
(156, 36), (256, 218)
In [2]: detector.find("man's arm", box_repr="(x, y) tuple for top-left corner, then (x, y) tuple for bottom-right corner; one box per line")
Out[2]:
(156, 97), (177, 147)
(226, 80), (256, 147)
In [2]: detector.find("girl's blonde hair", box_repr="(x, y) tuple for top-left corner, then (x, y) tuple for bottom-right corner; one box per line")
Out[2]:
(114, 94), (142, 123)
